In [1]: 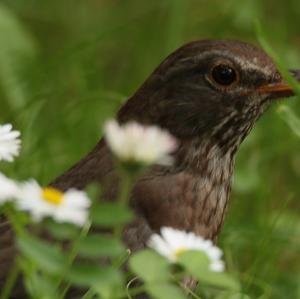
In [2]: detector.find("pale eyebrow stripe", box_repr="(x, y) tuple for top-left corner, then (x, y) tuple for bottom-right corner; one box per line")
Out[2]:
(178, 49), (274, 77)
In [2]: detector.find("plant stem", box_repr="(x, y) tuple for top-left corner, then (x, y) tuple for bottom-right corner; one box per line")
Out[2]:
(172, 273), (204, 299)
(0, 206), (28, 299)
(112, 248), (131, 269)
(119, 171), (135, 206)
(126, 285), (146, 298)
(4, 206), (26, 237)
(178, 281), (204, 299)
(56, 221), (91, 299)
(0, 262), (19, 299)
(114, 171), (136, 239)
(81, 288), (96, 299)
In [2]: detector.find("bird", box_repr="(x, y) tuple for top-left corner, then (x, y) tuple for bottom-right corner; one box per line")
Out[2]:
(1, 39), (299, 297)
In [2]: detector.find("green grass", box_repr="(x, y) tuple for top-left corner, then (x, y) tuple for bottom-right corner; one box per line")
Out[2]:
(1, 0), (300, 298)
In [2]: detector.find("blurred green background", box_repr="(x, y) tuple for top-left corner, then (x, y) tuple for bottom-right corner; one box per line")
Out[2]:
(1, 0), (300, 298)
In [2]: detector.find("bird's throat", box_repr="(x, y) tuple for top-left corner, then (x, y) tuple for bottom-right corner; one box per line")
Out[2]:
(173, 139), (236, 239)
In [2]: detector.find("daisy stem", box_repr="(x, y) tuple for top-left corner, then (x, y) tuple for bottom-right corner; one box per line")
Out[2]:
(112, 248), (131, 268)
(56, 221), (91, 299)
(176, 279), (204, 299)
(119, 171), (135, 206)
(0, 207), (26, 299)
(4, 206), (26, 237)
(126, 284), (146, 298)
(0, 262), (19, 299)
(171, 272), (205, 299)
(114, 171), (136, 239)
(81, 288), (96, 299)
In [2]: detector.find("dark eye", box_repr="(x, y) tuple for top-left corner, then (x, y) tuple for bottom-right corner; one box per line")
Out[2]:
(211, 64), (237, 86)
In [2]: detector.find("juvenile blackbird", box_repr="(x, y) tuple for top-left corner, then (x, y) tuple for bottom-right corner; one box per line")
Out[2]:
(1, 39), (299, 297)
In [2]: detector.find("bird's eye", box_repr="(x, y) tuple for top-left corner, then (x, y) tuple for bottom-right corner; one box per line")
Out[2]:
(211, 64), (237, 86)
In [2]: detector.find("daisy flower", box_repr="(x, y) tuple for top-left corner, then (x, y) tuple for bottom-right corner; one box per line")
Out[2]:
(148, 227), (224, 272)
(104, 120), (177, 166)
(0, 124), (21, 162)
(16, 181), (91, 226)
(0, 172), (19, 205)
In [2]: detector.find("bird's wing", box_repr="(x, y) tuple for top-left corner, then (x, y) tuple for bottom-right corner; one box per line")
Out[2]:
(50, 139), (115, 193)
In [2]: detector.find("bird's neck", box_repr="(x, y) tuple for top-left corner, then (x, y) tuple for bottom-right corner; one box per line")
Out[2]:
(176, 137), (236, 180)
(174, 138), (236, 239)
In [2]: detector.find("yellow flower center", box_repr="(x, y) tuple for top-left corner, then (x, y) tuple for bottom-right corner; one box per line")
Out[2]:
(175, 246), (187, 257)
(42, 187), (64, 205)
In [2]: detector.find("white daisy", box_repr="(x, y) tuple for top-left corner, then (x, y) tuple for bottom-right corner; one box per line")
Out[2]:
(148, 227), (225, 272)
(0, 172), (19, 205)
(0, 124), (21, 162)
(104, 120), (177, 166)
(16, 181), (91, 226)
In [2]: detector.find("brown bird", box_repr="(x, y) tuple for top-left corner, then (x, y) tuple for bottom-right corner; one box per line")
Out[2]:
(1, 39), (299, 297)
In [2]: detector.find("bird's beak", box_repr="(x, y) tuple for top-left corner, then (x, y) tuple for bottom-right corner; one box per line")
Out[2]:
(256, 69), (300, 99)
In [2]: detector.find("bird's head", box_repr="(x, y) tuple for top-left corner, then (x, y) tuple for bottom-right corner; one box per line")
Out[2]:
(118, 40), (299, 154)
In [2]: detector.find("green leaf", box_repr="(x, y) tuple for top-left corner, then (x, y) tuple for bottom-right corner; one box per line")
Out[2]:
(178, 251), (240, 291)
(178, 250), (211, 272)
(93, 269), (125, 299)
(77, 234), (126, 257)
(68, 262), (124, 298)
(199, 272), (240, 291)
(129, 249), (170, 283)
(216, 292), (251, 299)
(146, 283), (186, 299)
(67, 263), (106, 286)
(85, 183), (101, 203)
(45, 220), (80, 240)
(90, 202), (133, 227)
(23, 271), (59, 299)
(277, 105), (300, 138)
(17, 234), (65, 274)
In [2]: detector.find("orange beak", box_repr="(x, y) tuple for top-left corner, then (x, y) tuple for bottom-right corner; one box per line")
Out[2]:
(256, 70), (300, 99)
(257, 82), (292, 93)
(256, 82), (294, 98)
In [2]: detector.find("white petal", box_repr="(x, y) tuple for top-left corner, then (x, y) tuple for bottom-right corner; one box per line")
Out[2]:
(147, 227), (225, 272)
(104, 120), (177, 165)
(0, 124), (21, 162)
(54, 208), (88, 226)
(0, 172), (19, 204)
(210, 261), (225, 272)
(148, 234), (175, 261)
(64, 189), (91, 208)
(16, 181), (91, 227)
